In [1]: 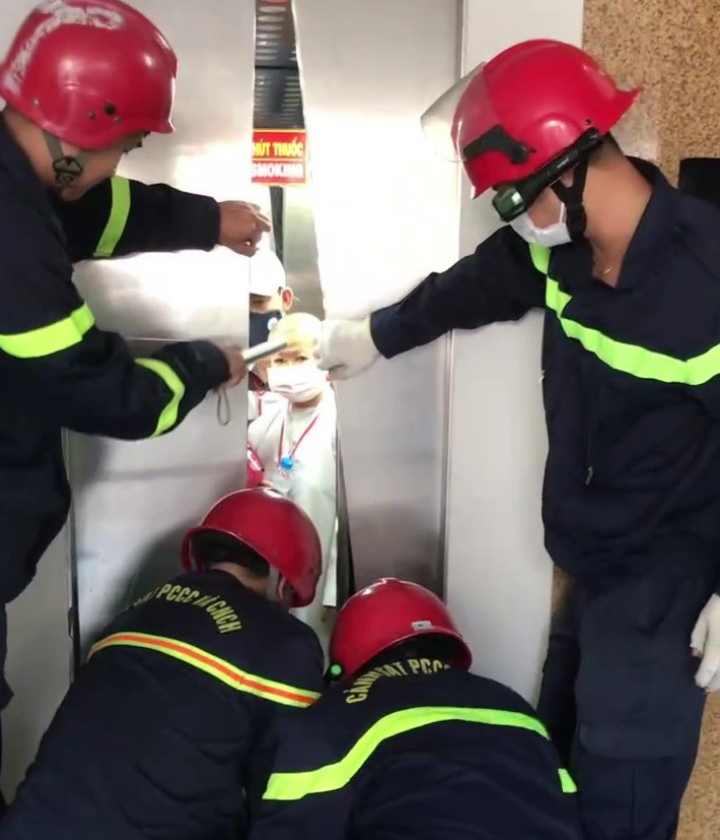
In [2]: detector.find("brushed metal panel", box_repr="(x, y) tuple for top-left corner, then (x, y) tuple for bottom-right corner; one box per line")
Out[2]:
(66, 0), (256, 661)
(283, 186), (323, 319)
(66, 360), (248, 658)
(293, 0), (461, 594)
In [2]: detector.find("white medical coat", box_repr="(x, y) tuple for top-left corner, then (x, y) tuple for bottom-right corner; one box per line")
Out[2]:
(248, 387), (338, 655)
(247, 388), (285, 423)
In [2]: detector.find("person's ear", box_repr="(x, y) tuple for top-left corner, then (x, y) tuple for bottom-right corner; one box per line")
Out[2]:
(281, 288), (294, 311)
(277, 577), (294, 610)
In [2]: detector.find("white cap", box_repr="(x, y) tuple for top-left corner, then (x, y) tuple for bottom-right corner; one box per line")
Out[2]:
(249, 247), (287, 297)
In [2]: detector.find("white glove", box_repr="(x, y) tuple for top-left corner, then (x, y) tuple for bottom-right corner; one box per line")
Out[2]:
(691, 593), (720, 692)
(314, 318), (380, 380)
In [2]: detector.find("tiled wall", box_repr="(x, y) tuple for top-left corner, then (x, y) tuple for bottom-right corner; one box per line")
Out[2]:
(584, 0), (720, 180)
(558, 4), (720, 836)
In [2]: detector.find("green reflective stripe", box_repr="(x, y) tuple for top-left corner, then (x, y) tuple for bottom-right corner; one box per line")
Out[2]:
(529, 242), (551, 274)
(546, 278), (572, 316)
(135, 358), (185, 437)
(0, 304), (94, 359)
(531, 243), (720, 385)
(264, 705), (571, 802)
(559, 768), (577, 794)
(94, 176), (131, 258)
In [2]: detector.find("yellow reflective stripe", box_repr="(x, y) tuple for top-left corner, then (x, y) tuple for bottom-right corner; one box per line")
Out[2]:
(93, 176), (131, 258)
(89, 631), (320, 708)
(531, 243), (720, 385)
(559, 767), (577, 794)
(0, 303), (94, 359)
(135, 358), (185, 437)
(264, 705), (573, 801)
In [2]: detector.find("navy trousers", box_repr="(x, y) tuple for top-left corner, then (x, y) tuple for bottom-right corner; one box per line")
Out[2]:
(537, 557), (717, 840)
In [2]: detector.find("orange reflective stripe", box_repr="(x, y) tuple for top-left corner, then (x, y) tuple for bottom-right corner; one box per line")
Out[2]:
(89, 631), (320, 708)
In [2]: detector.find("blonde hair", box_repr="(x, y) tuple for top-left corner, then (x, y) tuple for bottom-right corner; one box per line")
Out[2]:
(269, 312), (322, 346)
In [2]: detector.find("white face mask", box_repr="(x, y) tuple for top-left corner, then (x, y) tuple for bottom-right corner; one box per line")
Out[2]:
(509, 202), (571, 248)
(267, 362), (327, 404)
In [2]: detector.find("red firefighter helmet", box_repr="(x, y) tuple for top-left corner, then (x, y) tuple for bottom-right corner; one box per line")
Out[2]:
(181, 488), (322, 608)
(422, 39), (640, 198)
(0, 0), (177, 150)
(330, 578), (472, 678)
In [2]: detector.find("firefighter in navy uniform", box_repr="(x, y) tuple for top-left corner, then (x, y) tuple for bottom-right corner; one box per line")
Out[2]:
(250, 578), (580, 840)
(0, 488), (324, 840)
(314, 40), (720, 840)
(0, 0), (269, 760)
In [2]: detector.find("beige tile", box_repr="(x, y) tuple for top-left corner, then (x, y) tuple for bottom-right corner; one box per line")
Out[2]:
(584, 1), (720, 179)
(681, 696), (720, 840)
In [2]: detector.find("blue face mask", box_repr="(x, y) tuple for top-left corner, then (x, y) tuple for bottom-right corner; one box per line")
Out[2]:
(249, 310), (282, 347)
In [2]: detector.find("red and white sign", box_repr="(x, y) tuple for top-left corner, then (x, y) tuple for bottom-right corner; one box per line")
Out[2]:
(252, 129), (308, 186)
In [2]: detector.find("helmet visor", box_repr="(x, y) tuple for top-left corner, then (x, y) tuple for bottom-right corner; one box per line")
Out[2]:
(420, 62), (487, 162)
(421, 60), (534, 178)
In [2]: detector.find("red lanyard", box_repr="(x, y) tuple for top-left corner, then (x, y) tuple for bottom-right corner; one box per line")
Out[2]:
(250, 372), (267, 417)
(277, 410), (320, 466)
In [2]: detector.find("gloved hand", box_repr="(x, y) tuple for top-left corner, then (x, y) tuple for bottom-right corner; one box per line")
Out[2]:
(691, 593), (720, 692)
(314, 318), (380, 380)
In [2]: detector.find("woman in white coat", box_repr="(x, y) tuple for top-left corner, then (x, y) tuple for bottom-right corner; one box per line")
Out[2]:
(248, 313), (338, 655)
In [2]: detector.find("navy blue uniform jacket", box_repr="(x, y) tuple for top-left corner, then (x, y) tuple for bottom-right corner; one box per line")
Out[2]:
(371, 160), (720, 588)
(0, 570), (324, 840)
(250, 656), (581, 840)
(0, 115), (229, 604)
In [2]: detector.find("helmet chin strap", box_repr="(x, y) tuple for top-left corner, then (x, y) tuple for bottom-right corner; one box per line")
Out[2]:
(43, 132), (90, 188)
(550, 156), (589, 240)
(266, 566), (280, 602)
(266, 567), (294, 610)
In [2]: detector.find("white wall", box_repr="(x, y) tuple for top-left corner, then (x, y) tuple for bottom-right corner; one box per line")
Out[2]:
(445, 0), (585, 702)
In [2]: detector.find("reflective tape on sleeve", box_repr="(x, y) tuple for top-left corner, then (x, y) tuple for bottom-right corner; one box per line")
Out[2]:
(93, 176), (131, 258)
(135, 358), (186, 437)
(263, 705), (574, 801)
(89, 632), (320, 708)
(0, 303), (95, 359)
(530, 243), (720, 385)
